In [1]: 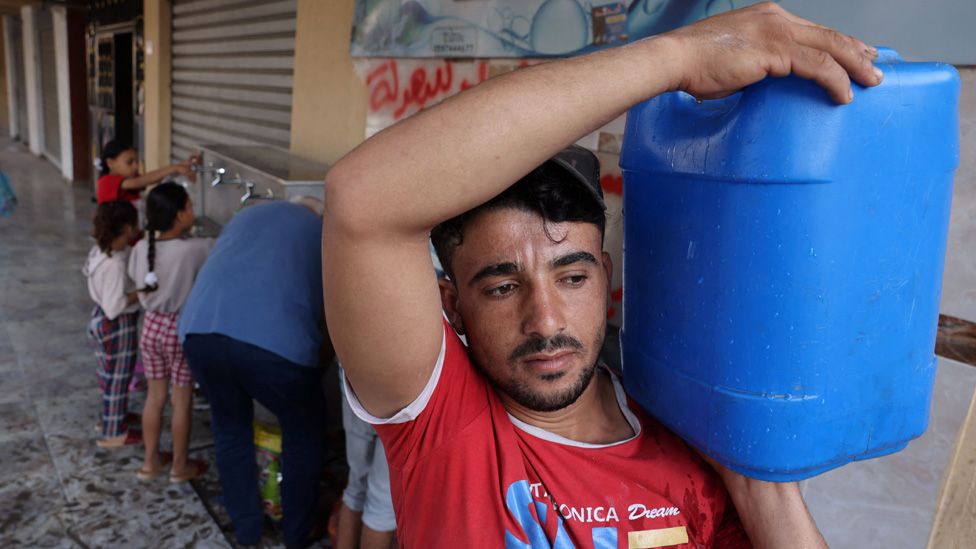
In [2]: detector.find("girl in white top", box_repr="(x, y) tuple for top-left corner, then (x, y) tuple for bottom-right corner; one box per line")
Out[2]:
(83, 201), (142, 448)
(128, 183), (213, 482)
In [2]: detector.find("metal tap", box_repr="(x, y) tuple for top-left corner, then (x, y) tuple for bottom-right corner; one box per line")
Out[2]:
(209, 167), (227, 187)
(191, 162), (227, 187)
(239, 182), (275, 207)
(209, 168), (256, 189)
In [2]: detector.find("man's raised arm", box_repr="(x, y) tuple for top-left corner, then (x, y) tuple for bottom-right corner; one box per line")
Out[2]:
(321, 3), (882, 418)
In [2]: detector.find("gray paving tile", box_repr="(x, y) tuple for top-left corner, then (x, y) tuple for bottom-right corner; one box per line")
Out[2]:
(0, 435), (58, 479)
(26, 371), (101, 403)
(0, 471), (75, 548)
(0, 367), (30, 404)
(0, 399), (39, 438)
(58, 458), (230, 548)
(43, 430), (145, 479)
(34, 391), (214, 479)
(0, 399), (57, 479)
(34, 392), (145, 477)
(34, 394), (107, 439)
(6, 315), (92, 361)
(0, 349), (19, 373)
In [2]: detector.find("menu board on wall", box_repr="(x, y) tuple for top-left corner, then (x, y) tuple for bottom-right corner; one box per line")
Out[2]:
(350, 0), (741, 58)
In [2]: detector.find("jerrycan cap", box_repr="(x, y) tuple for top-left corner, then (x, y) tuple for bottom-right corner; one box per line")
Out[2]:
(873, 46), (903, 64)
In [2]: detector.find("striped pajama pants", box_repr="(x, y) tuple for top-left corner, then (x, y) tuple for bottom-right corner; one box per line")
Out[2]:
(87, 306), (140, 438)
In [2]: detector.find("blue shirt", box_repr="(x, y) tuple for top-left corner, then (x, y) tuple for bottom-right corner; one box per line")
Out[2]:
(178, 202), (323, 367)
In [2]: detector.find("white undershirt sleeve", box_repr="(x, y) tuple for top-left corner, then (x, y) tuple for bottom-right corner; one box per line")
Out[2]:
(342, 326), (447, 425)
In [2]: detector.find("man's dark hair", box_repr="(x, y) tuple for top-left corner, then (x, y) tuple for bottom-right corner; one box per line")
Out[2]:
(431, 163), (606, 280)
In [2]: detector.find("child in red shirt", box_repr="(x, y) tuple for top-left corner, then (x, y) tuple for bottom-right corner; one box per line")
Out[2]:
(96, 140), (198, 204)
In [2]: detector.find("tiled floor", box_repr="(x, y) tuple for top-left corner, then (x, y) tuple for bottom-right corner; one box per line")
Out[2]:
(0, 137), (237, 548)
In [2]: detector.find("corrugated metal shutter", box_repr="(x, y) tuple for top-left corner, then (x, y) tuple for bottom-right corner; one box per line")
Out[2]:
(9, 16), (28, 144)
(37, 8), (60, 164)
(170, 0), (296, 163)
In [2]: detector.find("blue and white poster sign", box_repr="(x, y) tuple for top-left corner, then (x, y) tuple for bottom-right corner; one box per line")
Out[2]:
(350, 0), (742, 58)
(351, 0), (976, 63)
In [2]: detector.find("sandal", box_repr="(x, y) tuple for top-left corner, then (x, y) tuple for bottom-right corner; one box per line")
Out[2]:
(96, 428), (143, 449)
(169, 459), (208, 484)
(136, 451), (173, 481)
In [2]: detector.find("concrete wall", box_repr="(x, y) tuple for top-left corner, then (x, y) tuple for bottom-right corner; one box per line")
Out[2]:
(777, 0), (976, 65)
(20, 5), (40, 155)
(143, 0), (171, 171)
(52, 6), (71, 179)
(288, 0), (366, 166)
(940, 67), (976, 323)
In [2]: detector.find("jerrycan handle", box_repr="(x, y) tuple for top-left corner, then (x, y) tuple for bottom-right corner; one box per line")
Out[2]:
(674, 89), (745, 122)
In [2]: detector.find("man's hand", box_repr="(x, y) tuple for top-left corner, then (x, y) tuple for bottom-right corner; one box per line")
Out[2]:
(664, 2), (882, 104)
(702, 452), (827, 549)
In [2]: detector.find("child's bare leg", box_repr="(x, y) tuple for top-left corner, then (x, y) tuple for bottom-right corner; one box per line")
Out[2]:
(169, 384), (193, 475)
(335, 503), (363, 549)
(141, 379), (168, 470)
(361, 525), (396, 549)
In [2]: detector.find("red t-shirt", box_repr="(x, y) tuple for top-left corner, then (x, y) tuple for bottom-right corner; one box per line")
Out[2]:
(96, 174), (141, 203)
(349, 321), (752, 548)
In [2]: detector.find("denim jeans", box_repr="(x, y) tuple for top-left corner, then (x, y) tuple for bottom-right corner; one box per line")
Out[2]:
(184, 333), (326, 547)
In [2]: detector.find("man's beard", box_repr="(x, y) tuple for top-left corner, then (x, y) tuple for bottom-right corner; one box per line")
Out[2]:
(475, 333), (601, 413)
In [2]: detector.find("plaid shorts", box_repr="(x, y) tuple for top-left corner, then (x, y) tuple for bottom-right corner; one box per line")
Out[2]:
(140, 311), (192, 387)
(88, 306), (140, 437)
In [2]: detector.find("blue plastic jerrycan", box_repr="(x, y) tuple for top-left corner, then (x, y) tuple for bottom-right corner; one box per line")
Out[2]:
(619, 48), (960, 481)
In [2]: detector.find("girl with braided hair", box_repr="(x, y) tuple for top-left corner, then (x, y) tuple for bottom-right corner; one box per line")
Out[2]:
(84, 200), (142, 448)
(128, 183), (214, 482)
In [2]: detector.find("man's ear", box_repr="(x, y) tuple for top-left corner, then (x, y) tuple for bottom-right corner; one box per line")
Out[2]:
(602, 251), (613, 302)
(438, 278), (465, 335)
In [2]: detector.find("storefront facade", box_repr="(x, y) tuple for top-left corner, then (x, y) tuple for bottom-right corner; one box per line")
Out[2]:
(3, 1), (89, 183)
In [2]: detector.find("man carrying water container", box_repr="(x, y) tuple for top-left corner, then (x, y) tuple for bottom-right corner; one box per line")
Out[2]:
(322, 4), (883, 547)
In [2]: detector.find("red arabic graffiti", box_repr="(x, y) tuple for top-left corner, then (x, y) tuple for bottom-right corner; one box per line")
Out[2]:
(607, 288), (624, 320)
(366, 59), (491, 120)
(600, 173), (623, 196)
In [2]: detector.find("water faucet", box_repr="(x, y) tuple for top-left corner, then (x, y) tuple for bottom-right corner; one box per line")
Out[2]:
(239, 182), (275, 207)
(190, 162), (224, 186)
(210, 167), (227, 187)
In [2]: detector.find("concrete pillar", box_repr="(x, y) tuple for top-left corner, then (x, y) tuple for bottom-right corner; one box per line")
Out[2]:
(143, 0), (171, 171)
(2, 16), (18, 140)
(20, 5), (40, 155)
(289, 0), (366, 165)
(52, 5), (72, 180)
